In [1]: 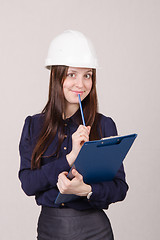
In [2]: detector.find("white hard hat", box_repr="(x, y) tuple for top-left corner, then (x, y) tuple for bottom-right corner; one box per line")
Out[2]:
(45, 30), (98, 69)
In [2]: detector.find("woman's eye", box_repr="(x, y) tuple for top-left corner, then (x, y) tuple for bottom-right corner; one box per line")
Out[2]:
(67, 73), (76, 78)
(85, 74), (92, 79)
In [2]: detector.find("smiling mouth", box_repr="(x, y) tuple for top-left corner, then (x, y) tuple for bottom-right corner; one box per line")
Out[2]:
(71, 90), (84, 94)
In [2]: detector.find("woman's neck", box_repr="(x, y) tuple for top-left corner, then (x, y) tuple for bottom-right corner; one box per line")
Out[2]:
(64, 103), (79, 119)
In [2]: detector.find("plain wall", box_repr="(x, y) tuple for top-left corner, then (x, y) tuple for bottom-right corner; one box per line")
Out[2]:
(0, 0), (160, 239)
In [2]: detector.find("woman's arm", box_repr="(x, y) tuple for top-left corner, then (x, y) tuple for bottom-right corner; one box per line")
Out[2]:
(56, 115), (129, 209)
(56, 164), (128, 209)
(18, 116), (70, 196)
(88, 164), (128, 209)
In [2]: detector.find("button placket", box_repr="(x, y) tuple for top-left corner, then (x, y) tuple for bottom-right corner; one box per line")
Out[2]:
(63, 121), (68, 152)
(63, 119), (72, 153)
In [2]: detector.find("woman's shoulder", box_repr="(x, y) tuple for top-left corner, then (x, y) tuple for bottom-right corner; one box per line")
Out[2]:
(25, 113), (44, 124)
(96, 113), (118, 137)
(22, 113), (44, 138)
(97, 112), (116, 125)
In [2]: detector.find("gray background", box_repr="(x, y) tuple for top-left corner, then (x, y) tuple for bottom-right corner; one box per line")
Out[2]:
(0, 0), (160, 239)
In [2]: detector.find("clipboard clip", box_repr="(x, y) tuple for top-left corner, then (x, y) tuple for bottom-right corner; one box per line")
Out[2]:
(97, 138), (121, 147)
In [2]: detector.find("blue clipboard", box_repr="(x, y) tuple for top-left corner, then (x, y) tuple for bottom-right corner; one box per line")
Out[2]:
(55, 133), (137, 204)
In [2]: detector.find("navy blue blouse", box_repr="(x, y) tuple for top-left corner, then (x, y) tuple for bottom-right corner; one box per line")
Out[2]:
(18, 110), (128, 210)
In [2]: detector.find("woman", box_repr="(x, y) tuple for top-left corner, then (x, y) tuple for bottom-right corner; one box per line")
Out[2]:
(19, 30), (128, 240)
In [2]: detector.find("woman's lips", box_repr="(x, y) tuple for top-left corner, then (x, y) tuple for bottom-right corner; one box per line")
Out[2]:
(71, 90), (84, 95)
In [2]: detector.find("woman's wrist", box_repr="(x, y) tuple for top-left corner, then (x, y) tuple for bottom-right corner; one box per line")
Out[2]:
(66, 151), (76, 166)
(80, 184), (92, 197)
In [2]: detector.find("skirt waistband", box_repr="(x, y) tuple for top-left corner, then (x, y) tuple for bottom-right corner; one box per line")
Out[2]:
(41, 206), (102, 217)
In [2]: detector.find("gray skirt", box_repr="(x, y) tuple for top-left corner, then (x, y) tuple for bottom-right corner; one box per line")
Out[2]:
(37, 206), (114, 240)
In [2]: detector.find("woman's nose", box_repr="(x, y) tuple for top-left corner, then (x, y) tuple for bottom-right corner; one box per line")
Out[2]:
(75, 76), (83, 88)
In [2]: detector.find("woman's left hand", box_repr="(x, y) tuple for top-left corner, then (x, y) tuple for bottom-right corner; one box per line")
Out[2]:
(57, 169), (92, 197)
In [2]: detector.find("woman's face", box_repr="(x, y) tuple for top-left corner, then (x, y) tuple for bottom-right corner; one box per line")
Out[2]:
(63, 67), (93, 107)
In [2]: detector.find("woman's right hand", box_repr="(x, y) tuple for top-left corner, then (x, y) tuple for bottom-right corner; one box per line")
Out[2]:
(66, 125), (91, 166)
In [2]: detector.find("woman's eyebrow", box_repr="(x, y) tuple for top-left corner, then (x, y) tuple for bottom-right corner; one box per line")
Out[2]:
(67, 70), (78, 73)
(85, 70), (93, 74)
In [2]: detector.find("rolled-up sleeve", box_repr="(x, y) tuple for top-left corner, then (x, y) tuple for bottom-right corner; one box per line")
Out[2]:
(18, 116), (70, 196)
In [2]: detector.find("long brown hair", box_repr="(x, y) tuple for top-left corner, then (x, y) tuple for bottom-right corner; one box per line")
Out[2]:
(31, 65), (100, 169)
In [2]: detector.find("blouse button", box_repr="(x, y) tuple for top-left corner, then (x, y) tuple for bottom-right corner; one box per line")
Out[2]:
(64, 147), (67, 150)
(64, 123), (67, 126)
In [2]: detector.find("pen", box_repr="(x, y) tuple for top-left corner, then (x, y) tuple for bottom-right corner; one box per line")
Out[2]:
(78, 94), (86, 126)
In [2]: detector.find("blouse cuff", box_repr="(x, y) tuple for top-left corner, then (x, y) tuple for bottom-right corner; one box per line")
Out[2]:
(89, 182), (109, 202)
